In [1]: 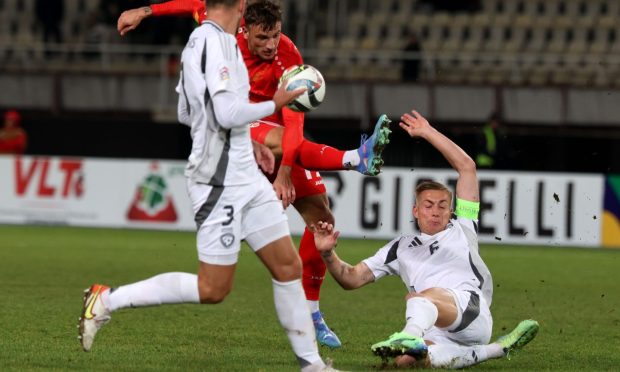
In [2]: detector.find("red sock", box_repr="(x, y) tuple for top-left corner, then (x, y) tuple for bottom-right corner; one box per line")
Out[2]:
(299, 227), (326, 301)
(297, 139), (346, 171)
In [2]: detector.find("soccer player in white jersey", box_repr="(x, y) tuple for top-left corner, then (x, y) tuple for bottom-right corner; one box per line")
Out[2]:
(78, 1), (334, 370)
(311, 110), (539, 369)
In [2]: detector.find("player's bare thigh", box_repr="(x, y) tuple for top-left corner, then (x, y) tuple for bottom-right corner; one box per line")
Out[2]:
(293, 193), (334, 226)
(406, 287), (458, 328)
(264, 126), (284, 158)
(197, 261), (236, 304)
(251, 124), (284, 159)
(254, 235), (302, 281)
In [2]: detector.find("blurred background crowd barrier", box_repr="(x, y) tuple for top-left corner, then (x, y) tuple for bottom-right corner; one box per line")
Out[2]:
(1, 0), (620, 173)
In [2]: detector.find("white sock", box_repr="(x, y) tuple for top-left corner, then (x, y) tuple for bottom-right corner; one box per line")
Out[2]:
(307, 300), (320, 314)
(429, 343), (504, 369)
(342, 150), (360, 168)
(403, 297), (438, 337)
(273, 279), (324, 369)
(106, 272), (200, 312)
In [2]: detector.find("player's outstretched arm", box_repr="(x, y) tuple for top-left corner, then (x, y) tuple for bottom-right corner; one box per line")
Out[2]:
(312, 221), (375, 290)
(400, 110), (479, 202)
(117, 7), (152, 36)
(118, 0), (201, 36)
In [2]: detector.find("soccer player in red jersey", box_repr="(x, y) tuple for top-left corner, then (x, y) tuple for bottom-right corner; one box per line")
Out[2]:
(118, 0), (392, 348)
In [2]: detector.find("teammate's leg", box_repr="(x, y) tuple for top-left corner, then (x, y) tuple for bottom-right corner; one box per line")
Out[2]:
(253, 115), (392, 176)
(292, 170), (341, 348)
(244, 180), (326, 370)
(78, 181), (242, 352)
(79, 266), (233, 351)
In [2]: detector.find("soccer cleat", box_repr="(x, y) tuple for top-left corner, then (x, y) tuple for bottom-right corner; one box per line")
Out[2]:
(371, 332), (427, 361)
(78, 284), (111, 352)
(356, 114), (392, 176)
(497, 319), (540, 359)
(312, 311), (342, 349)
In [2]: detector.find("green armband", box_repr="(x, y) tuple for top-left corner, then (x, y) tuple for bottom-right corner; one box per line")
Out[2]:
(455, 198), (479, 219)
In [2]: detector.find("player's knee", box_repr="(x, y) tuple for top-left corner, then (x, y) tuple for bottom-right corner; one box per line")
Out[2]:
(406, 288), (442, 303)
(272, 255), (302, 282)
(198, 282), (231, 304)
(308, 200), (335, 224)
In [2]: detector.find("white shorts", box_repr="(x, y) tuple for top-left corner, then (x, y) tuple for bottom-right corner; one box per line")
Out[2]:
(186, 176), (289, 265)
(424, 289), (493, 346)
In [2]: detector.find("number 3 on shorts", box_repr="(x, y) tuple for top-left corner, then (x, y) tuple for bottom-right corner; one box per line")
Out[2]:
(223, 205), (234, 226)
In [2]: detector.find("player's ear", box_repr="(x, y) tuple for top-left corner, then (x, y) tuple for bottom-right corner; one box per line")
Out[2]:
(412, 205), (419, 219)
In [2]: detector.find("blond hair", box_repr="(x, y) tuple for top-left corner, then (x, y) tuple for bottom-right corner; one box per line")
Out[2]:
(415, 181), (453, 207)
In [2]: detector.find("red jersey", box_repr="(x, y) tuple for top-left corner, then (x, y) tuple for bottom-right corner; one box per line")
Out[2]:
(237, 33), (305, 166)
(152, 0), (304, 166)
(237, 33), (303, 123)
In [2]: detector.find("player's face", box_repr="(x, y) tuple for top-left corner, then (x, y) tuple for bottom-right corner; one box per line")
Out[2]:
(245, 22), (282, 61)
(413, 189), (452, 235)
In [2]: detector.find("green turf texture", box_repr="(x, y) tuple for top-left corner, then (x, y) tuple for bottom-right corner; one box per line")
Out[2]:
(1, 225), (619, 371)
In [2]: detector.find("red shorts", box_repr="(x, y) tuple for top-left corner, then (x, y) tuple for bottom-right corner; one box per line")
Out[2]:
(250, 121), (326, 199)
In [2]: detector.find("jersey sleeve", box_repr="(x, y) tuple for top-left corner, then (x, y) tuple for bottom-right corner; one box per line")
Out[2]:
(204, 33), (241, 96)
(151, 0), (203, 21)
(277, 35), (305, 166)
(280, 109), (304, 166)
(362, 237), (401, 281)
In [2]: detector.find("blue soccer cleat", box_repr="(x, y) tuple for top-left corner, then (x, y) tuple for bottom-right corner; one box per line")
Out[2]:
(356, 114), (392, 176)
(312, 311), (342, 349)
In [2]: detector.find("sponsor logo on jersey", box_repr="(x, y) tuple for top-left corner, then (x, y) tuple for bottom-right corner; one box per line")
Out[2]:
(219, 67), (230, 81)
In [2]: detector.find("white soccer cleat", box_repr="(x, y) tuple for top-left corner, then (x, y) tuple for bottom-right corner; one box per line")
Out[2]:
(78, 284), (111, 351)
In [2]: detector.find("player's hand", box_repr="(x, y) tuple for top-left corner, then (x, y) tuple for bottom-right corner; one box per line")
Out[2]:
(400, 110), (432, 138)
(252, 140), (275, 174)
(310, 221), (340, 252)
(118, 7), (152, 36)
(272, 80), (306, 112)
(273, 165), (295, 208)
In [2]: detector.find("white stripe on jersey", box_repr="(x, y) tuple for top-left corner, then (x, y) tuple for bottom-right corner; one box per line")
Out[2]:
(177, 21), (258, 186)
(363, 217), (493, 306)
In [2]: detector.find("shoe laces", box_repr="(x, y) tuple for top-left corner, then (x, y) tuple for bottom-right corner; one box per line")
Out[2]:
(360, 133), (369, 146)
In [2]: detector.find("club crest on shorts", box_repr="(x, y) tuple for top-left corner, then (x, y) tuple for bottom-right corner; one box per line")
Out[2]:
(220, 233), (235, 248)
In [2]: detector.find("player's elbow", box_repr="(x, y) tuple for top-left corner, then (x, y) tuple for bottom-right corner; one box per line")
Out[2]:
(216, 116), (237, 129)
(458, 155), (477, 174)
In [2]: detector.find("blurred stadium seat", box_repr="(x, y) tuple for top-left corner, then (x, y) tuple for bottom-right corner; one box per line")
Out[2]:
(0, 0), (619, 87)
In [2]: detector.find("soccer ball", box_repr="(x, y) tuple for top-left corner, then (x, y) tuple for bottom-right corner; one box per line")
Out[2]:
(278, 64), (326, 112)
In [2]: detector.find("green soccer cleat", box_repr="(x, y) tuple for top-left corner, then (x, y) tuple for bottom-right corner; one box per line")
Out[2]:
(356, 114), (392, 176)
(497, 319), (540, 359)
(371, 332), (427, 361)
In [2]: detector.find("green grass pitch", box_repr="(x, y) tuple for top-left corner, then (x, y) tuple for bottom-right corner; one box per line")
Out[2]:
(0, 225), (619, 371)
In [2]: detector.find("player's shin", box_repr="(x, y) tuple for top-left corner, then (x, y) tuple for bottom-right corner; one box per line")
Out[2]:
(404, 297), (438, 337)
(107, 272), (200, 311)
(300, 228), (326, 302)
(296, 140), (348, 170)
(272, 278), (324, 368)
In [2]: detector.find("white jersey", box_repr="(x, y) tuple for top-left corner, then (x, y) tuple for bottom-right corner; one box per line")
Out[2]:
(363, 216), (493, 306)
(176, 21), (259, 186)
